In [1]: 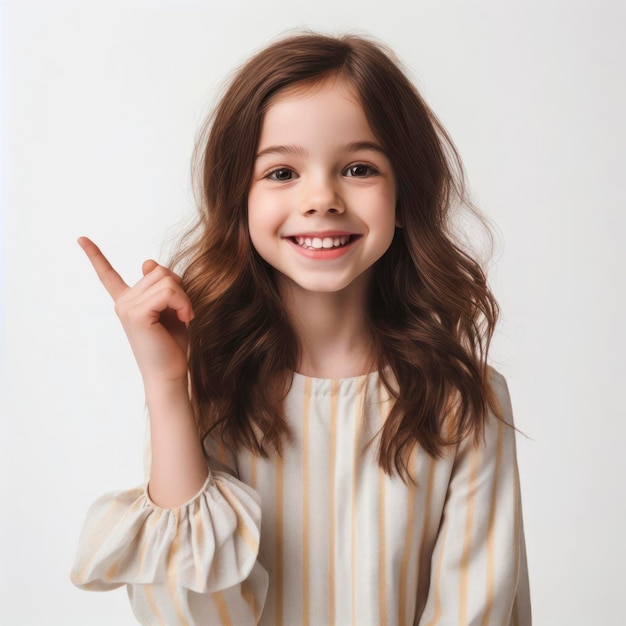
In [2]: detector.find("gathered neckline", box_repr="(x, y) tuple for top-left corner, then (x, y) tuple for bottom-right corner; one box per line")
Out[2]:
(291, 370), (378, 384)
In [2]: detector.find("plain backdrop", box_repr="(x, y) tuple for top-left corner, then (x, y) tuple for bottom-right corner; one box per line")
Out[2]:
(2, 1), (625, 624)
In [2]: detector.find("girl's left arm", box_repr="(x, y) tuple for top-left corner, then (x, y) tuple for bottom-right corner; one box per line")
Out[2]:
(418, 370), (532, 626)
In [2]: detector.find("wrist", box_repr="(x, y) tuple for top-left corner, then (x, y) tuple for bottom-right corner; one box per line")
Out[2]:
(144, 377), (191, 410)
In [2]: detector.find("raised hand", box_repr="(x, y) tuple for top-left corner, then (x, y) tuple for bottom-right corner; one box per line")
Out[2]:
(78, 237), (194, 391)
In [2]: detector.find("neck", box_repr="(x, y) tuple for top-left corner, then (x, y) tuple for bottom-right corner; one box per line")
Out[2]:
(278, 272), (375, 379)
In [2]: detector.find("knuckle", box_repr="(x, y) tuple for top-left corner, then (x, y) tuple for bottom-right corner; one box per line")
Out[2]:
(161, 285), (178, 299)
(162, 276), (180, 291)
(153, 266), (169, 280)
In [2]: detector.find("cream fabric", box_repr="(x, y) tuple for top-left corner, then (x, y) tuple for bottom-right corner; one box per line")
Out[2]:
(72, 369), (531, 625)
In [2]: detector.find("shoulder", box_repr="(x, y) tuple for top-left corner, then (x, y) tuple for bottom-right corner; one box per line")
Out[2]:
(487, 366), (514, 427)
(487, 365), (508, 394)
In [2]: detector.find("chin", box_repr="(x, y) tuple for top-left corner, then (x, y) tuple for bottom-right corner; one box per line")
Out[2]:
(290, 276), (362, 295)
(275, 267), (373, 298)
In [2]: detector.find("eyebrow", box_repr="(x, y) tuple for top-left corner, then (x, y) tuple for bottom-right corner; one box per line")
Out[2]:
(255, 141), (388, 160)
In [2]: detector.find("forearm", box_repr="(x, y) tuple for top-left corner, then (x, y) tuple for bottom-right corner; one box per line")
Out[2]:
(145, 379), (209, 508)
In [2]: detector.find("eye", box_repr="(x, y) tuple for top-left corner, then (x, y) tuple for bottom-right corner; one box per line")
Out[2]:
(343, 163), (379, 177)
(266, 168), (296, 182)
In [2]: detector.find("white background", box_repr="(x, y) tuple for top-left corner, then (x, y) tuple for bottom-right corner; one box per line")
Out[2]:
(2, 1), (625, 624)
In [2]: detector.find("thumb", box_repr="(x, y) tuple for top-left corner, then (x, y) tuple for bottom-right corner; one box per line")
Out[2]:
(142, 259), (159, 276)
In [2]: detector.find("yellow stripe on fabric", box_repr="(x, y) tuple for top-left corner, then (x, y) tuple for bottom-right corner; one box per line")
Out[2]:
(377, 379), (388, 626)
(241, 579), (256, 622)
(104, 560), (119, 582)
(212, 591), (233, 626)
(424, 521), (448, 626)
(135, 508), (163, 581)
(351, 375), (368, 626)
(143, 585), (165, 625)
(416, 455), (436, 614)
(166, 509), (189, 625)
(398, 446), (419, 626)
(216, 482), (259, 554)
(168, 586), (190, 626)
(328, 379), (340, 626)
(482, 420), (504, 626)
(459, 442), (481, 625)
(275, 441), (285, 625)
(302, 377), (312, 626)
(192, 499), (206, 591)
(72, 497), (123, 584)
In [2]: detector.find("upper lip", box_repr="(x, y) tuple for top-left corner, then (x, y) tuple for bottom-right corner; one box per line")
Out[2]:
(284, 230), (359, 238)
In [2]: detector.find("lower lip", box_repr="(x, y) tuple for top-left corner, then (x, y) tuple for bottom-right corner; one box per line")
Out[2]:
(287, 237), (358, 260)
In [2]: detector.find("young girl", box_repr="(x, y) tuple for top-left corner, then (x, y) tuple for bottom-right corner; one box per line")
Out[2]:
(71, 32), (531, 625)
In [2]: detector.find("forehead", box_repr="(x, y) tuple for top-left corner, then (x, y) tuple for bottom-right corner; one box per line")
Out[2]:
(257, 78), (376, 145)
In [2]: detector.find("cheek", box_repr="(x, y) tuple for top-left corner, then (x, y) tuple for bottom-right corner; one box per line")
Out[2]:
(368, 189), (397, 235)
(371, 203), (398, 256)
(246, 190), (262, 251)
(247, 188), (279, 256)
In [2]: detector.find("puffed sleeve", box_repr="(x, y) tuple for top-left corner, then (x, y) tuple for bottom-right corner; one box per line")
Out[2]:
(71, 432), (268, 624)
(418, 370), (532, 626)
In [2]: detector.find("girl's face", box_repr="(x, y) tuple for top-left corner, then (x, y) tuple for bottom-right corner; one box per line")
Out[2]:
(247, 78), (397, 299)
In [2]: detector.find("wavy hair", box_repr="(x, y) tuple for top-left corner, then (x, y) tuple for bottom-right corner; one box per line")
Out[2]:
(172, 32), (501, 481)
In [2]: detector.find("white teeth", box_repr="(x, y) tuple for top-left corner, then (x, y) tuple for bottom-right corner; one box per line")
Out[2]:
(294, 235), (351, 250)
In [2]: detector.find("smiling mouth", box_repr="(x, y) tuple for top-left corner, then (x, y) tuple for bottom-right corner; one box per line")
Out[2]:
(291, 235), (360, 250)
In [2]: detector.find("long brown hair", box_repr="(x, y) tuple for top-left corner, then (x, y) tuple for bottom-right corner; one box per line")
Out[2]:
(173, 32), (500, 481)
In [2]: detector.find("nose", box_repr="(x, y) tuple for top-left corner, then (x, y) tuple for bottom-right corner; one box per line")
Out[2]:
(300, 174), (345, 216)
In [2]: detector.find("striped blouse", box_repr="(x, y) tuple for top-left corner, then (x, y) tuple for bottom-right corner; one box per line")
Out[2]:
(71, 369), (531, 625)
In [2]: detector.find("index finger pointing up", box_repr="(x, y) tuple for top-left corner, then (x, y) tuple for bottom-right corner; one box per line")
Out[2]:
(77, 236), (129, 300)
